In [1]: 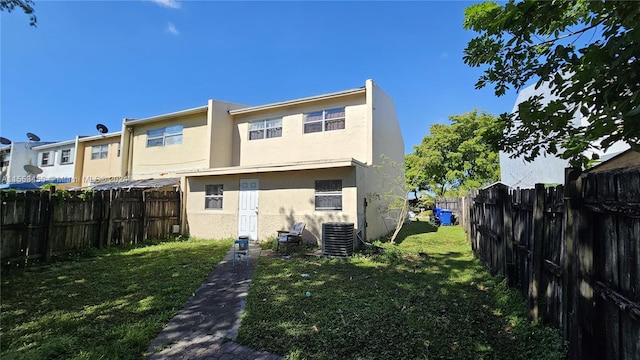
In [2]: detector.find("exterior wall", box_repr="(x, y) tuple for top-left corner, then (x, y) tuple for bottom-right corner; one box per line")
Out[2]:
(127, 113), (209, 178)
(79, 136), (122, 187)
(0, 142), (48, 183)
(209, 100), (246, 168)
(186, 167), (358, 243)
(231, 94), (368, 167)
(34, 141), (76, 184)
(364, 80), (406, 240)
(501, 81), (630, 188)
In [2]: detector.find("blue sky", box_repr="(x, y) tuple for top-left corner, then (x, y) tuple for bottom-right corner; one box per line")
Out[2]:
(1, 0), (518, 155)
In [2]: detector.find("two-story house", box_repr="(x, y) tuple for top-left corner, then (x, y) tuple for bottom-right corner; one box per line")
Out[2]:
(31, 138), (79, 188)
(76, 132), (123, 187)
(176, 79), (404, 244)
(1, 141), (54, 187)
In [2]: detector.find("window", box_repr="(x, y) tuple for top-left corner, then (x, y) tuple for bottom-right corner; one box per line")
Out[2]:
(304, 108), (345, 134)
(249, 118), (282, 140)
(315, 180), (342, 210)
(117, 143), (121, 157)
(147, 125), (183, 147)
(1, 152), (9, 167)
(91, 145), (108, 160)
(205, 184), (223, 209)
(41, 152), (51, 166)
(60, 149), (72, 164)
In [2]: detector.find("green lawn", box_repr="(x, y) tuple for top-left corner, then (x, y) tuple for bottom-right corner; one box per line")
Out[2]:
(237, 222), (565, 359)
(0, 238), (233, 360)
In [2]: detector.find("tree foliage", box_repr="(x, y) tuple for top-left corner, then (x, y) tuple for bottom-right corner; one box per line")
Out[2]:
(1, 0), (37, 26)
(406, 110), (500, 198)
(463, 0), (639, 167)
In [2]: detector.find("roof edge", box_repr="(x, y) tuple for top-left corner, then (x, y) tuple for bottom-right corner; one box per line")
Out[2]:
(124, 105), (208, 126)
(228, 87), (366, 115)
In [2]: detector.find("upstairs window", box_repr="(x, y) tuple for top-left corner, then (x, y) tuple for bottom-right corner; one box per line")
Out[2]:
(315, 180), (342, 210)
(147, 125), (183, 147)
(249, 118), (282, 140)
(304, 108), (345, 134)
(91, 145), (108, 160)
(41, 152), (51, 166)
(60, 149), (72, 164)
(205, 184), (223, 209)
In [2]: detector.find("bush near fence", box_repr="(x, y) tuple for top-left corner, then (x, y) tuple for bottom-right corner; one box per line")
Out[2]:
(1, 189), (181, 266)
(460, 167), (640, 360)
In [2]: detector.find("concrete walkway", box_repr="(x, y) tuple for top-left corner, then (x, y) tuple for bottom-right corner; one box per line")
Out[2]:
(144, 242), (284, 360)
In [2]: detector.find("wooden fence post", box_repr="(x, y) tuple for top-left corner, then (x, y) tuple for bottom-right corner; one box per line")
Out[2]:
(502, 185), (514, 286)
(563, 168), (582, 357)
(529, 183), (545, 322)
(45, 187), (56, 261)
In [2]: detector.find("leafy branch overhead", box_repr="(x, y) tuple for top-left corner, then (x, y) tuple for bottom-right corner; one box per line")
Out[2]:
(463, 0), (639, 167)
(1, 0), (37, 26)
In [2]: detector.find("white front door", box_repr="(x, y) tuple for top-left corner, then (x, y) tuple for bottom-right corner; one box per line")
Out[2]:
(238, 179), (259, 240)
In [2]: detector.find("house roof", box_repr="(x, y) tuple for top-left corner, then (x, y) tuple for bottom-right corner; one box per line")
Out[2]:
(180, 158), (367, 178)
(32, 139), (77, 150)
(123, 105), (209, 126)
(88, 177), (180, 190)
(78, 132), (122, 142)
(228, 87), (366, 116)
(587, 149), (640, 173)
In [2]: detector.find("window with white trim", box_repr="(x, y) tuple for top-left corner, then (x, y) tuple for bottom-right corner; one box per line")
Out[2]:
(315, 180), (342, 210)
(249, 118), (282, 140)
(304, 108), (345, 134)
(60, 149), (72, 164)
(41, 152), (52, 166)
(205, 184), (223, 209)
(147, 125), (183, 147)
(91, 145), (108, 160)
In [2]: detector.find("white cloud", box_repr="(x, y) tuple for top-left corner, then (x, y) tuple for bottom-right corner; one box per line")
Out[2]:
(151, 0), (181, 9)
(167, 22), (179, 35)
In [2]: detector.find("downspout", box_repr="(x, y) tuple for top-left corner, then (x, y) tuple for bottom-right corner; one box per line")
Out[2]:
(127, 125), (134, 179)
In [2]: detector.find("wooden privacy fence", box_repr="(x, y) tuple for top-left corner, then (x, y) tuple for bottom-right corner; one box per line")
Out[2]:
(1, 189), (181, 266)
(464, 168), (640, 360)
(435, 197), (462, 223)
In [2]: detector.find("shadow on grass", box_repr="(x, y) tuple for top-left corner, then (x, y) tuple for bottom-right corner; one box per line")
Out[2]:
(0, 239), (233, 360)
(237, 225), (565, 360)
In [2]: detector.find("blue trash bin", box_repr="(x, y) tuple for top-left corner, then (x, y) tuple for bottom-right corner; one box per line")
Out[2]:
(440, 210), (452, 226)
(433, 207), (442, 218)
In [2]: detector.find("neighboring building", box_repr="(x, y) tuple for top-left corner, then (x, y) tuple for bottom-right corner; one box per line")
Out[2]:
(178, 79), (404, 244)
(31, 138), (80, 188)
(1, 141), (54, 185)
(500, 81), (630, 188)
(587, 149), (640, 173)
(76, 132), (123, 187)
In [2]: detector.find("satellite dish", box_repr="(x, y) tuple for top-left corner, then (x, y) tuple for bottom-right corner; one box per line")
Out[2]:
(0, 137), (11, 145)
(24, 164), (43, 175)
(27, 132), (41, 142)
(96, 123), (109, 134)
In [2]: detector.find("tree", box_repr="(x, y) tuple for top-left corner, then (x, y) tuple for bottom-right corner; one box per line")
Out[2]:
(1, 0), (37, 26)
(463, 0), (639, 167)
(406, 110), (500, 198)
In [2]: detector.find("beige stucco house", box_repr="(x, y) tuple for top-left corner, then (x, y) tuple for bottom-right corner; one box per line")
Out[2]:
(75, 132), (123, 187)
(119, 79), (404, 245)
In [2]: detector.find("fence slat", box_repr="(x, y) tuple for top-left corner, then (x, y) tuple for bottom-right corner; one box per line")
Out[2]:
(1, 189), (181, 266)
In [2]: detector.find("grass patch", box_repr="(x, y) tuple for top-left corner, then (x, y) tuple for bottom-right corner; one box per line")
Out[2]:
(1, 238), (233, 360)
(237, 222), (565, 359)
